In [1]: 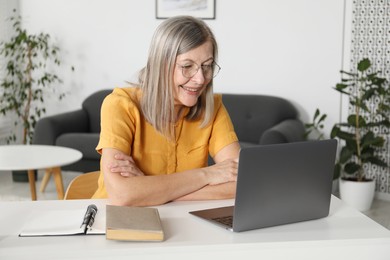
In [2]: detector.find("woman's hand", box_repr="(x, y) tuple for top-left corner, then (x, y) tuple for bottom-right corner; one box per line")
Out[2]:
(203, 158), (239, 185)
(108, 152), (144, 177)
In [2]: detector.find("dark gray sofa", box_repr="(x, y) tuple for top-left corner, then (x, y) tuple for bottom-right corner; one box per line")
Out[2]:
(33, 90), (305, 172)
(33, 90), (110, 172)
(222, 94), (305, 148)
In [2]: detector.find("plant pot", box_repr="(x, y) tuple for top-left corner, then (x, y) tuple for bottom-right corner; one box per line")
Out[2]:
(339, 177), (375, 212)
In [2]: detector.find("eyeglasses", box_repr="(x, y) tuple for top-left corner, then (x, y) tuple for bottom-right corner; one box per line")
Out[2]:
(176, 61), (221, 79)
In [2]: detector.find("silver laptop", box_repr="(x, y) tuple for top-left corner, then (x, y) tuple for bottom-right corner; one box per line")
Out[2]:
(190, 139), (337, 232)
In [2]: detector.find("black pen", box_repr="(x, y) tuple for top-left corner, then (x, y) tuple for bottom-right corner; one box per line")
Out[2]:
(80, 204), (98, 234)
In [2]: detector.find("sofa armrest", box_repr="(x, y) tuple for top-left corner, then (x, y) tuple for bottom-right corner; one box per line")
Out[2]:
(33, 110), (89, 145)
(259, 119), (305, 145)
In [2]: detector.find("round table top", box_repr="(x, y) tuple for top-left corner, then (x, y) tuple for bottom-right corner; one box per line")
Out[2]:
(0, 145), (83, 171)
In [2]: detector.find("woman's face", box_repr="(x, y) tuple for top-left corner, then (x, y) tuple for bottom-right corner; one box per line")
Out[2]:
(173, 41), (214, 108)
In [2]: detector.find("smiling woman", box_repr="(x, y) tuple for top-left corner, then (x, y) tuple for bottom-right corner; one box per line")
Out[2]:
(173, 42), (214, 109)
(139, 16), (219, 139)
(91, 16), (240, 207)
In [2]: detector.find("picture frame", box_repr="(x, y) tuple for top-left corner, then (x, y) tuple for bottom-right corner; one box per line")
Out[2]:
(156, 0), (216, 20)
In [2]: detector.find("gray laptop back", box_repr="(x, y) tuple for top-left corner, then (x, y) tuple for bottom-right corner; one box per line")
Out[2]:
(232, 139), (337, 231)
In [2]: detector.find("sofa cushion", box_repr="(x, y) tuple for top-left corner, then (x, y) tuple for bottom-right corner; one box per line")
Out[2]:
(260, 119), (305, 145)
(82, 89), (112, 133)
(239, 141), (260, 149)
(222, 94), (298, 144)
(56, 133), (100, 160)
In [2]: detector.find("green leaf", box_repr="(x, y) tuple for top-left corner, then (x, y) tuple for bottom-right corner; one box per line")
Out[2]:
(339, 146), (353, 164)
(347, 114), (366, 127)
(361, 131), (384, 148)
(313, 108), (320, 120)
(334, 84), (351, 95)
(366, 157), (388, 167)
(334, 129), (355, 141)
(340, 70), (358, 77)
(330, 125), (339, 139)
(333, 163), (341, 179)
(362, 88), (376, 100)
(345, 139), (358, 153)
(318, 114), (327, 123)
(344, 162), (361, 175)
(357, 58), (371, 72)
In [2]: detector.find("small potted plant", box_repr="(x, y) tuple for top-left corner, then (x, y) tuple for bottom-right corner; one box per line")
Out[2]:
(330, 58), (390, 211)
(304, 108), (327, 141)
(0, 10), (71, 181)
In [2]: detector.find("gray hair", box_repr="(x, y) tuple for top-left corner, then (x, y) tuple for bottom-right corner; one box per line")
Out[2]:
(139, 16), (218, 140)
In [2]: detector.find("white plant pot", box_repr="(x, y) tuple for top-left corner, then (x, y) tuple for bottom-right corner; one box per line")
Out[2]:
(339, 178), (375, 212)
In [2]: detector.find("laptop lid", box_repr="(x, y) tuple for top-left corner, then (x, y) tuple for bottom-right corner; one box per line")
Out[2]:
(190, 139), (337, 232)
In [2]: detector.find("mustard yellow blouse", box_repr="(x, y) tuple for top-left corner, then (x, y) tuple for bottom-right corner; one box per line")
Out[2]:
(92, 87), (238, 198)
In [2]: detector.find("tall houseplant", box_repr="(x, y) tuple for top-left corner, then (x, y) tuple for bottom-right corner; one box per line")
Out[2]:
(0, 10), (69, 145)
(330, 58), (390, 210)
(0, 10), (72, 182)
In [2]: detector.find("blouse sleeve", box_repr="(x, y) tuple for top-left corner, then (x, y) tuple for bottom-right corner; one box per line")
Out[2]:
(96, 88), (138, 155)
(208, 95), (239, 158)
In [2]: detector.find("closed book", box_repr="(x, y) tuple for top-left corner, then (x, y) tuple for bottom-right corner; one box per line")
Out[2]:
(106, 205), (164, 241)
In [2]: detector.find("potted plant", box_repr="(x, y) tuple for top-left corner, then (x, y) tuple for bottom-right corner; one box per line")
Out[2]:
(0, 10), (71, 181)
(330, 58), (390, 211)
(304, 108), (327, 141)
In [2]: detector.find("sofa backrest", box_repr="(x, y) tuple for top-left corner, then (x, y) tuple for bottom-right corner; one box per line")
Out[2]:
(81, 90), (300, 142)
(82, 89), (112, 133)
(222, 94), (299, 144)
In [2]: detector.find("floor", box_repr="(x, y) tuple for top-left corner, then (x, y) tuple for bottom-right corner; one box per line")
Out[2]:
(0, 170), (389, 230)
(365, 199), (390, 230)
(0, 170), (80, 201)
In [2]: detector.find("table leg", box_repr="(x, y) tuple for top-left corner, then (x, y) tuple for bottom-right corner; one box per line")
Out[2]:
(52, 167), (65, 200)
(40, 169), (52, 192)
(27, 169), (37, 201)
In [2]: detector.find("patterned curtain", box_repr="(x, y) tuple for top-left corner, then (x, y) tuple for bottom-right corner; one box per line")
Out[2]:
(350, 0), (390, 194)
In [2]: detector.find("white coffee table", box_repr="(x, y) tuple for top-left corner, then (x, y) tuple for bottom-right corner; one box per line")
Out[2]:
(0, 145), (82, 200)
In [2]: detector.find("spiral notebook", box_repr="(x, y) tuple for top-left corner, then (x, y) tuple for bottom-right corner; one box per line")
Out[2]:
(19, 204), (105, 237)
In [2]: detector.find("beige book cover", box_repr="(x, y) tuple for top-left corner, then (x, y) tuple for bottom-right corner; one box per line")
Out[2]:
(106, 205), (164, 241)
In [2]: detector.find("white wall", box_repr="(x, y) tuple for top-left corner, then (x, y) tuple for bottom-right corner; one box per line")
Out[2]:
(0, 0), (20, 144)
(15, 0), (345, 137)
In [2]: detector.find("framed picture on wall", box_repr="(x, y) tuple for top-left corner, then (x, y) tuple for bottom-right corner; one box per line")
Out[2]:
(156, 0), (216, 20)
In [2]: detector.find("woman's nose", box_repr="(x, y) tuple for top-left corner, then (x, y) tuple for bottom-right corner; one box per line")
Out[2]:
(191, 68), (205, 84)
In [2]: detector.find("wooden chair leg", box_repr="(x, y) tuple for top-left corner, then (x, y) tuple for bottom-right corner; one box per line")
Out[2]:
(40, 169), (52, 192)
(52, 167), (65, 200)
(27, 169), (37, 201)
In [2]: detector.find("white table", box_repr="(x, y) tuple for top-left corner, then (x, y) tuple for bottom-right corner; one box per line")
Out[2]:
(0, 196), (389, 260)
(0, 145), (82, 200)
